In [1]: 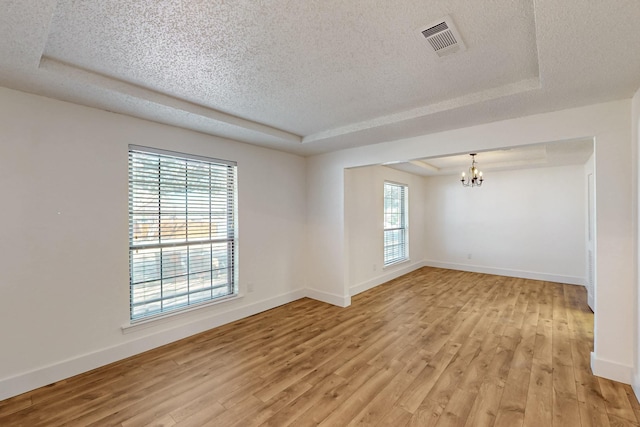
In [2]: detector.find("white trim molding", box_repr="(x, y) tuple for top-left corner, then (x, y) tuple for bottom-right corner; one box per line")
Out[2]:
(305, 288), (351, 307)
(633, 373), (640, 403)
(591, 352), (634, 384)
(350, 261), (425, 296)
(422, 260), (585, 286)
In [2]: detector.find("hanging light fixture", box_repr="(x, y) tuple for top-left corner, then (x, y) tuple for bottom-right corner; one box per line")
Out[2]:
(460, 153), (484, 187)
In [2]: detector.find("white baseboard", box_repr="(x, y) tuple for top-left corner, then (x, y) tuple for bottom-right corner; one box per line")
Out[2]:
(305, 288), (351, 307)
(591, 352), (634, 384)
(349, 261), (425, 296)
(423, 260), (585, 286)
(0, 289), (306, 401)
(633, 372), (640, 403)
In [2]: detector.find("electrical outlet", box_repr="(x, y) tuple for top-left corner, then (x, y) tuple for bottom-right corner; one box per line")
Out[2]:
(467, 253), (472, 260)
(247, 282), (254, 293)
(373, 264), (377, 271)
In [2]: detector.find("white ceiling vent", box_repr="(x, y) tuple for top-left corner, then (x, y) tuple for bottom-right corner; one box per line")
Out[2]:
(419, 16), (466, 57)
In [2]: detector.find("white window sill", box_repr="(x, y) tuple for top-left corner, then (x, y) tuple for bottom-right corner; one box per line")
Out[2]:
(383, 258), (410, 270)
(121, 293), (243, 334)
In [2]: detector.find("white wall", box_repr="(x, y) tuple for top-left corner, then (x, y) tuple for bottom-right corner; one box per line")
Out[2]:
(0, 87), (308, 400)
(584, 152), (595, 310)
(633, 86), (640, 399)
(423, 164), (586, 284)
(307, 99), (635, 384)
(345, 165), (425, 295)
(1, 86), (636, 399)
(306, 151), (351, 306)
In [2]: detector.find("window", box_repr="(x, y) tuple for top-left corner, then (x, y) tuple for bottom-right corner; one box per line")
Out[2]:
(128, 146), (237, 321)
(383, 181), (408, 266)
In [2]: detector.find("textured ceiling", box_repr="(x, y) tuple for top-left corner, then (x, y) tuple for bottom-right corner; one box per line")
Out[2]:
(1, 1), (639, 155)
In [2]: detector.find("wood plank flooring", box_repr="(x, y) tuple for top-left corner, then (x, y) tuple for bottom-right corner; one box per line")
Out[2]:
(1, 267), (638, 426)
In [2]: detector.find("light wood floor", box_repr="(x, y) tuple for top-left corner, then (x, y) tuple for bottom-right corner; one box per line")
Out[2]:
(1, 267), (639, 426)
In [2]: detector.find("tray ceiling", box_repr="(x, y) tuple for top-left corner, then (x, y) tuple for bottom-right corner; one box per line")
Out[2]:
(1, 1), (639, 155)
(384, 139), (594, 177)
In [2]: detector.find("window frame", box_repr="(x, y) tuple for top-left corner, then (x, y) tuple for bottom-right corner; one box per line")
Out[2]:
(383, 181), (409, 267)
(128, 145), (238, 323)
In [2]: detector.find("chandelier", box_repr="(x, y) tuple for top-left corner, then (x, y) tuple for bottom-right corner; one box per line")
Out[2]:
(460, 153), (484, 187)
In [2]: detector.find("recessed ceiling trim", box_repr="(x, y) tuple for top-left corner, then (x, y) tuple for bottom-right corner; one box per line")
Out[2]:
(38, 56), (303, 145)
(409, 160), (439, 172)
(435, 158), (549, 175)
(302, 77), (541, 144)
(386, 140), (593, 177)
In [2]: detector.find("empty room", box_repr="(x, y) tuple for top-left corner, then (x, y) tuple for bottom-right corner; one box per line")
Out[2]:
(2, 1), (640, 426)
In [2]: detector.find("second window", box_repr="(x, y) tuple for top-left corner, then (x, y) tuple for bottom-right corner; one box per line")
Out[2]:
(383, 181), (408, 266)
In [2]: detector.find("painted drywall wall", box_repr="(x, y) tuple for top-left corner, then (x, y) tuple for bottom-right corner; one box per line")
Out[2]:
(306, 151), (351, 306)
(306, 99), (635, 384)
(584, 152), (595, 311)
(633, 86), (640, 399)
(423, 165), (586, 284)
(0, 87), (307, 399)
(345, 165), (425, 295)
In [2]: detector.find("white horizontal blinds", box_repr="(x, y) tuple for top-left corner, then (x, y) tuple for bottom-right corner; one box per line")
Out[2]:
(128, 146), (237, 321)
(383, 182), (408, 266)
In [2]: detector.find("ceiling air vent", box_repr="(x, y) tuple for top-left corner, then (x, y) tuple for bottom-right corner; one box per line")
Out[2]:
(419, 16), (466, 57)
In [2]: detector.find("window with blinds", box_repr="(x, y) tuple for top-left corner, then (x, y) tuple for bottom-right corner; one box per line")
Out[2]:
(128, 146), (237, 321)
(383, 182), (408, 266)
